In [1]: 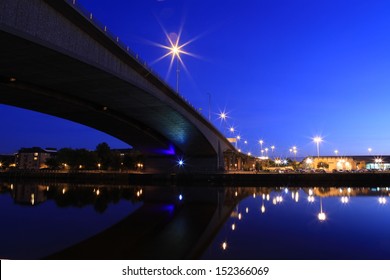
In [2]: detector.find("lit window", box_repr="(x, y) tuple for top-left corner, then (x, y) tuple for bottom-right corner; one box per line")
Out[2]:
(34, 153), (38, 156)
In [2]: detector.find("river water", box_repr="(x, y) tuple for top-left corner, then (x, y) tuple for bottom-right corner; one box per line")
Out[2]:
(1, 182), (389, 259)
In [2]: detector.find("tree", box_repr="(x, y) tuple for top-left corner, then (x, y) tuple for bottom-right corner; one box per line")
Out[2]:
(122, 154), (135, 170)
(56, 148), (77, 169)
(45, 157), (60, 169)
(96, 142), (112, 169)
(110, 152), (122, 170)
(56, 148), (97, 170)
(75, 149), (98, 169)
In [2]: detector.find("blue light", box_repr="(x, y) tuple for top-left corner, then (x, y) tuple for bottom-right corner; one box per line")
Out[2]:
(154, 144), (176, 155)
(179, 194), (183, 201)
(177, 158), (185, 166)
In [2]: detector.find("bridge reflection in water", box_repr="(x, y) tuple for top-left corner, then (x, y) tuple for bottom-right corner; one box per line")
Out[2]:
(1, 183), (390, 259)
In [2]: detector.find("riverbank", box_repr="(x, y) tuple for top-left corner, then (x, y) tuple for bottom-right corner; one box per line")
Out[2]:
(2, 170), (390, 187)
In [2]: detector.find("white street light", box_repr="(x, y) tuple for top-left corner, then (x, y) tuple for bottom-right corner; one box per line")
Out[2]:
(219, 111), (227, 121)
(157, 31), (195, 94)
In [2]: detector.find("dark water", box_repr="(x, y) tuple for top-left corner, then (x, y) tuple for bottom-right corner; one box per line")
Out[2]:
(1, 182), (389, 259)
(0, 182), (142, 259)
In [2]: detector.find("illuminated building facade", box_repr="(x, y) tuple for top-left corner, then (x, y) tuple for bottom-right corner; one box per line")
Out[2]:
(303, 156), (390, 171)
(16, 147), (57, 170)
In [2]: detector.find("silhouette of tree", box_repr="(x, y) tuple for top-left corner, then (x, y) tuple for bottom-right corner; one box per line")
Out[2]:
(96, 142), (112, 170)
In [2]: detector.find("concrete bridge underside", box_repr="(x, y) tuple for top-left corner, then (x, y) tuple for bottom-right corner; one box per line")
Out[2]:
(0, 0), (235, 172)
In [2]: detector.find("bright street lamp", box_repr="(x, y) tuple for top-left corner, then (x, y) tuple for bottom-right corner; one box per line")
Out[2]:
(219, 111), (227, 121)
(160, 33), (192, 93)
(293, 146), (297, 151)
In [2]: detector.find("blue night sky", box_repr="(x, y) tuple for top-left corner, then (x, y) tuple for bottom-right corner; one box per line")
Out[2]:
(2, 0), (390, 157)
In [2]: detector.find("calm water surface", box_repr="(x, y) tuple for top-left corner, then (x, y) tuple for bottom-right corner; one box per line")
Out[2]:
(1, 182), (389, 259)
(0, 182), (142, 259)
(203, 187), (390, 259)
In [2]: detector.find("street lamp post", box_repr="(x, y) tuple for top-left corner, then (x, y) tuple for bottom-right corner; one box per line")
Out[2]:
(313, 136), (323, 158)
(290, 146), (297, 161)
(236, 135), (241, 150)
(207, 92), (211, 121)
(176, 54), (180, 93)
(162, 35), (191, 94)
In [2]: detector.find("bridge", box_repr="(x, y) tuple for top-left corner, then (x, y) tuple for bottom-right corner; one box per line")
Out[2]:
(0, 0), (236, 172)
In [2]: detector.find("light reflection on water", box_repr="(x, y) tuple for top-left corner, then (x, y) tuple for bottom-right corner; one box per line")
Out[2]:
(202, 187), (390, 260)
(1, 182), (390, 260)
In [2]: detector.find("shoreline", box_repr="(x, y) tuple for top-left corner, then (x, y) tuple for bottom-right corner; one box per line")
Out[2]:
(2, 170), (390, 187)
